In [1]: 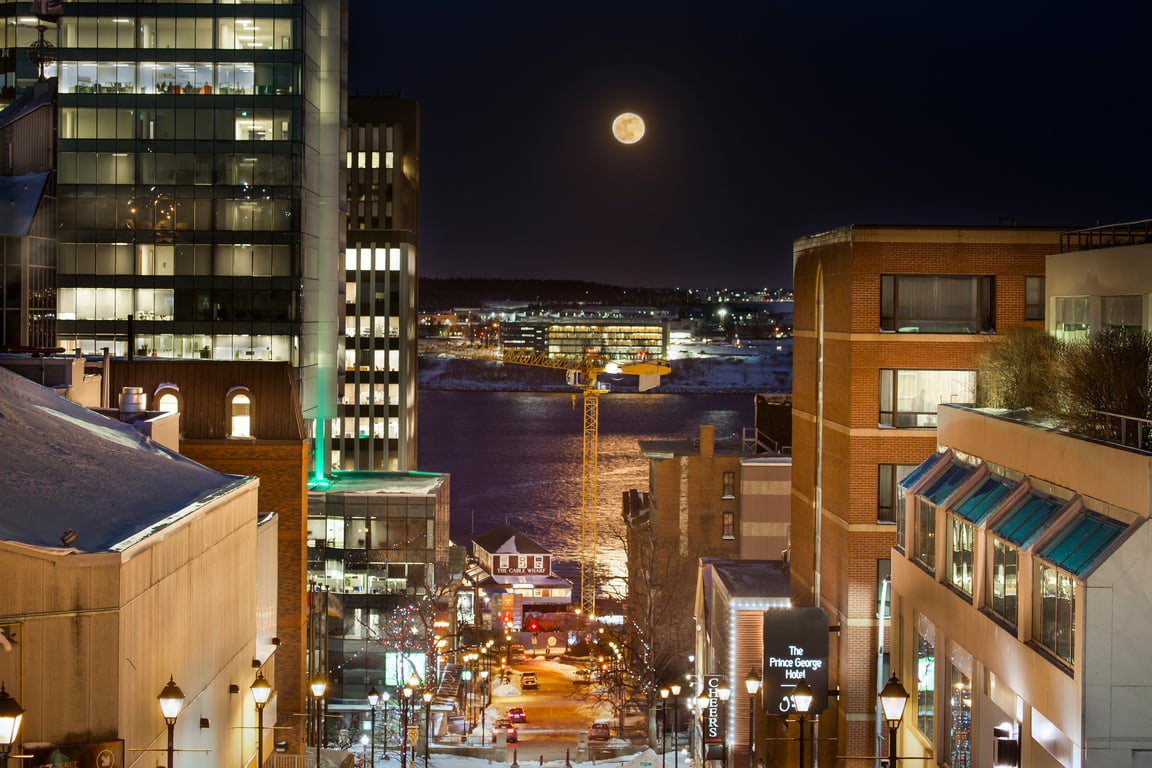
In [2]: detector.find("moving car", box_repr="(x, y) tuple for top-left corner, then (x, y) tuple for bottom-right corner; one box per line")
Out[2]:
(507, 707), (527, 723)
(492, 718), (519, 743)
(588, 722), (611, 741)
(520, 672), (538, 690)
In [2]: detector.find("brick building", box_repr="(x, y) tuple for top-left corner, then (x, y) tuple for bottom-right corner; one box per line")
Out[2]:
(789, 225), (1062, 766)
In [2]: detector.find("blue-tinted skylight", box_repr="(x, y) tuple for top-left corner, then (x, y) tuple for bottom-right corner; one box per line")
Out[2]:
(952, 475), (1014, 525)
(1038, 513), (1126, 577)
(898, 451), (948, 491)
(992, 492), (1062, 547)
(922, 461), (976, 505)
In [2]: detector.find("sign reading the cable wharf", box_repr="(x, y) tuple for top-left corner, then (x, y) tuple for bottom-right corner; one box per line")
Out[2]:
(762, 607), (830, 714)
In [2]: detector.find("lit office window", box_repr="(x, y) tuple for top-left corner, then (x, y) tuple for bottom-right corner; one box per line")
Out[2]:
(879, 369), (977, 428)
(229, 390), (252, 438)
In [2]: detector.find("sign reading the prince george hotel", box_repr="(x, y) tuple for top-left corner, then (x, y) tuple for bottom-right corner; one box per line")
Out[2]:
(762, 607), (830, 714)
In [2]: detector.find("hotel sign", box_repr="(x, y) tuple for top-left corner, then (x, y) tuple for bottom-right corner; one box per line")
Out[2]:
(761, 607), (830, 714)
(28, 739), (123, 768)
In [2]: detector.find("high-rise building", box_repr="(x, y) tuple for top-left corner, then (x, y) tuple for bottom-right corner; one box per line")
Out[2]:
(31, 0), (345, 475)
(340, 95), (419, 470)
(790, 224), (1062, 765)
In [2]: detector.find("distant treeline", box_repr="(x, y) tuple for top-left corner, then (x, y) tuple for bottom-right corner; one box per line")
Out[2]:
(418, 278), (689, 312)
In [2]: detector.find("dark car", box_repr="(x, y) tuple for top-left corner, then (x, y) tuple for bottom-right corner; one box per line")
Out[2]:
(588, 722), (611, 741)
(493, 719), (519, 743)
(507, 707), (527, 723)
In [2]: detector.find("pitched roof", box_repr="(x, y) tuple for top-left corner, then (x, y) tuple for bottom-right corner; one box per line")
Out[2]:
(471, 523), (550, 555)
(0, 367), (251, 552)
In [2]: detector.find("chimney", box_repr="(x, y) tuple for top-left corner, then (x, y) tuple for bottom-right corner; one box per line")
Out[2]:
(699, 425), (714, 457)
(119, 386), (146, 414)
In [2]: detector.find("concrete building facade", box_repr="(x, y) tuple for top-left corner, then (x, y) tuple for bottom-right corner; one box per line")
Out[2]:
(790, 225), (1062, 765)
(893, 404), (1152, 768)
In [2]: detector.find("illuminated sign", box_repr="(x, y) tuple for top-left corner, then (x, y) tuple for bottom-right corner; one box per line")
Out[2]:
(762, 607), (830, 714)
(700, 673), (727, 744)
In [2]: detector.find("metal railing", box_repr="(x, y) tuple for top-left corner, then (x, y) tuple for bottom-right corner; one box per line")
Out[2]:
(1060, 219), (1152, 252)
(1091, 410), (1152, 451)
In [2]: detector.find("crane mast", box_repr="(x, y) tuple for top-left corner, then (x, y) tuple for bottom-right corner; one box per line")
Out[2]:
(423, 341), (670, 615)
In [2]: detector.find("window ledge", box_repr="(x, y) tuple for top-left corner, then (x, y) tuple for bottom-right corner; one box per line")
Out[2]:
(227, 435), (257, 441)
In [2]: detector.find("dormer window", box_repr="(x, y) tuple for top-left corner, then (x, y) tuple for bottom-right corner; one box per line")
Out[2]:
(154, 384), (181, 414)
(228, 387), (253, 438)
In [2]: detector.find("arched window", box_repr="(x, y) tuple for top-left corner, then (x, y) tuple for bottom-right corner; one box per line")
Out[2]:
(228, 387), (253, 438)
(153, 384), (181, 414)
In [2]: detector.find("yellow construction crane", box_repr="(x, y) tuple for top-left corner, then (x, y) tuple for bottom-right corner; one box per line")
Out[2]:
(424, 342), (671, 615)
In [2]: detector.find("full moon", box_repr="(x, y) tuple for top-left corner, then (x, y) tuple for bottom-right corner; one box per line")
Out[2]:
(612, 112), (645, 144)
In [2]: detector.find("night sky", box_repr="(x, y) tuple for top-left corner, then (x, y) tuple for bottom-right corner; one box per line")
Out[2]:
(348, 1), (1152, 290)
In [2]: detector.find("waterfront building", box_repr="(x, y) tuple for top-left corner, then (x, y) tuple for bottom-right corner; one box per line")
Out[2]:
(0, 366), (273, 768)
(500, 317), (670, 361)
(467, 523), (574, 628)
(340, 95), (420, 471)
(790, 224), (1063, 765)
(893, 403), (1152, 767)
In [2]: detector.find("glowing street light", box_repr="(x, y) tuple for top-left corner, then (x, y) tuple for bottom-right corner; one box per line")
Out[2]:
(158, 676), (186, 768)
(251, 672), (273, 768)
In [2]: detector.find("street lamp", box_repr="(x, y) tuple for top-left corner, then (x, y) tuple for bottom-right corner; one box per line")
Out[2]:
(310, 676), (327, 768)
(381, 691), (391, 759)
(791, 680), (813, 768)
(878, 674), (910, 768)
(744, 670), (760, 768)
(716, 685), (731, 768)
(0, 682), (25, 768)
(368, 686), (380, 768)
(422, 690), (433, 767)
(401, 682), (413, 768)
(659, 688), (670, 768)
(251, 672), (273, 768)
(695, 691), (710, 765)
(670, 683), (681, 768)
(158, 676), (186, 768)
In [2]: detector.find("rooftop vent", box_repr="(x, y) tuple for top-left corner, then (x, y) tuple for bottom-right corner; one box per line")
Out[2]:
(118, 386), (146, 413)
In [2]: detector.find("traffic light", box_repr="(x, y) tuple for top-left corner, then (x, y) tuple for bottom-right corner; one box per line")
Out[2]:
(529, 621), (538, 633)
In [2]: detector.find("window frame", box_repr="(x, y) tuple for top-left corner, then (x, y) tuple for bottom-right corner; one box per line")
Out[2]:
(1034, 563), (1076, 667)
(879, 369), (977, 428)
(721, 510), (735, 540)
(722, 471), (736, 499)
(878, 463), (916, 523)
(914, 497), (937, 572)
(1024, 276), (1045, 321)
(227, 386), (253, 439)
(987, 537), (1019, 627)
(946, 516), (976, 597)
(880, 274), (995, 334)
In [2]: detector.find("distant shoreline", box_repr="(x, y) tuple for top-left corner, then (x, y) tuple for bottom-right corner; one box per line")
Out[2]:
(417, 351), (792, 396)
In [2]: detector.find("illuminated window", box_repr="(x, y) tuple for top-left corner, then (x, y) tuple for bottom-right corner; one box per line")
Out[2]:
(988, 539), (1018, 626)
(722, 510), (735, 540)
(1035, 565), (1075, 665)
(155, 386), (181, 414)
(1052, 296), (1088, 342)
(916, 615), (935, 741)
(949, 646), (972, 768)
(879, 369), (977, 428)
(1102, 295), (1142, 332)
(880, 274), (994, 333)
(722, 471), (735, 499)
(228, 388), (252, 438)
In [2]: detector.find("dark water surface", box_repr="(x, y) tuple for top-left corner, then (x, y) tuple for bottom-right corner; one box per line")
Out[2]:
(417, 391), (754, 591)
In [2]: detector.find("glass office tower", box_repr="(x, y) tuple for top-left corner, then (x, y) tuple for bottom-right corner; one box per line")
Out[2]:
(29, 0), (343, 442)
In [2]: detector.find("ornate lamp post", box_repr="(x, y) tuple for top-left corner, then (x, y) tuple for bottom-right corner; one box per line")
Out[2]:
(659, 688), (670, 768)
(717, 684), (732, 768)
(400, 682), (413, 768)
(382, 690), (391, 758)
(367, 686), (380, 768)
(744, 669), (760, 768)
(158, 676), (186, 768)
(310, 676), (327, 768)
(791, 680), (813, 768)
(695, 691), (710, 766)
(251, 672), (273, 768)
(422, 690), (433, 767)
(879, 675), (910, 768)
(0, 682), (25, 768)
(670, 683), (681, 768)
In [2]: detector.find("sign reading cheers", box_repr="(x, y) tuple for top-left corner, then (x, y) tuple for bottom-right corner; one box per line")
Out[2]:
(700, 673), (727, 744)
(761, 607), (830, 714)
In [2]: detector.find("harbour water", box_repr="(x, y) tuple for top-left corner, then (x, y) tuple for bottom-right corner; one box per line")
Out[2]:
(416, 390), (755, 593)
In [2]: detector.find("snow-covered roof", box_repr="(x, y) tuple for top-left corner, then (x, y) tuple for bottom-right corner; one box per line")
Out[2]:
(0, 367), (251, 552)
(472, 523), (550, 555)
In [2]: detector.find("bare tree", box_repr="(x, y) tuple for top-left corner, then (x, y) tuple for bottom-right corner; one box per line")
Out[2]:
(976, 327), (1064, 415)
(1060, 328), (1152, 444)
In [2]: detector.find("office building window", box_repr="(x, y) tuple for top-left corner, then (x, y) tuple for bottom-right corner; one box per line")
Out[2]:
(1052, 296), (1089, 342)
(988, 538), (1018, 626)
(915, 497), (937, 572)
(722, 510), (735, 540)
(880, 274), (994, 333)
(155, 386), (181, 414)
(1102, 295), (1142, 332)
(878, 464), (915, 523)
(917, 615), (936, 742)
(879, 369), (977, 428)
(722, 471), (735, 499)
(1025, 276), (1045, 321)
(947, 518), (975, 596)
(1036, 564), (1075, 666)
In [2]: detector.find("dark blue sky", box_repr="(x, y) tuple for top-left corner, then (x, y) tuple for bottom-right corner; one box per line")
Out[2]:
(348, 1), (1152, 290)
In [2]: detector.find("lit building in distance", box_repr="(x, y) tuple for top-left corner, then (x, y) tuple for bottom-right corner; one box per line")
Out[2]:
(340, 95), (419, 470)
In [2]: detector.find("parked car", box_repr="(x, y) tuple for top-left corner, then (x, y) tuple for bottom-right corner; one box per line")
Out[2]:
(492, 719), (519, 743)
(520, 672), (538, 690)
(588, 722), (611, 741)
(507, 706), (527, 723)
